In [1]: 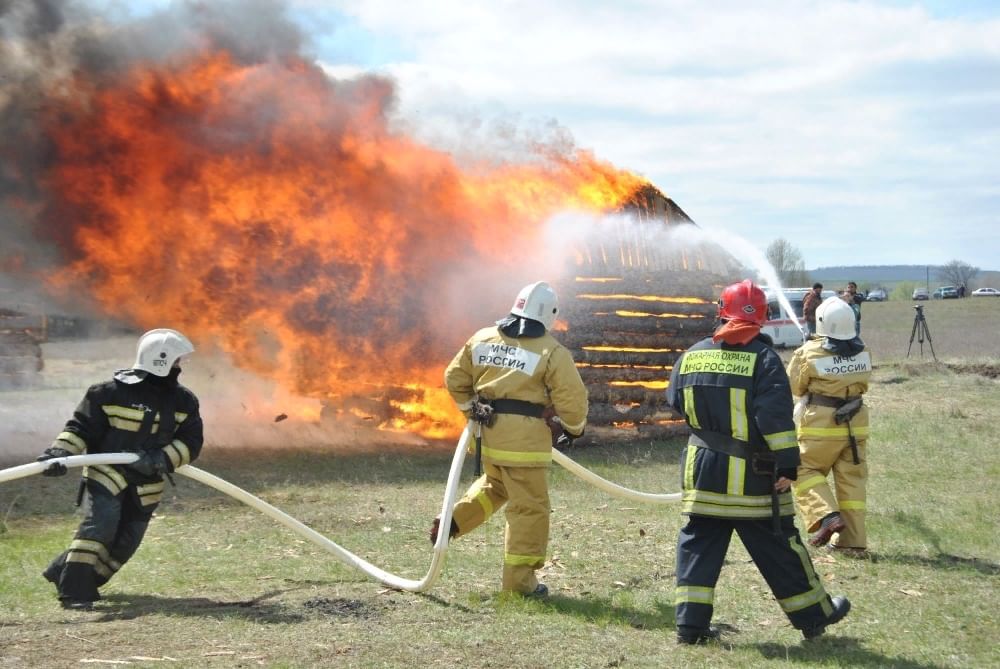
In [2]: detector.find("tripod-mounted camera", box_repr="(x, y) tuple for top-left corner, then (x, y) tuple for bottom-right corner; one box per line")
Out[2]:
(906, 304), (936, 360)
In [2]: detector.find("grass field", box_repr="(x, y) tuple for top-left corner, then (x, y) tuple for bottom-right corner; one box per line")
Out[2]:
(2, 298), (999, 668)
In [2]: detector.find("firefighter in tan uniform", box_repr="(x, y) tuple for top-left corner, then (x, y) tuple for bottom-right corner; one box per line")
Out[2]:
(788, 297), (871, 553)
(437, 281), (588, 596)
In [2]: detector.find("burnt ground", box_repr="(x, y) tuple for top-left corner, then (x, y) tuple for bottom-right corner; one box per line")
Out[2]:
(945, 362), (1000, 379)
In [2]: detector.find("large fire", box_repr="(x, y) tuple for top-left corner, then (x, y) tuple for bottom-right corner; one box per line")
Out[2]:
(25, 49), (653, 437)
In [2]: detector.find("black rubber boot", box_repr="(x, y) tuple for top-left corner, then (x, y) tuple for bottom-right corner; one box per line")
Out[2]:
(525, 583), (549, 598)
(60, 599), (96, 611)
(42, 565), (61, 586)
(803, 596), (851, 639)
(677, 625), (721, 645)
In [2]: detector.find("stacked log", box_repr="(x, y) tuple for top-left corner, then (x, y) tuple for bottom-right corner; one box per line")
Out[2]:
(556, 187), (741, 440)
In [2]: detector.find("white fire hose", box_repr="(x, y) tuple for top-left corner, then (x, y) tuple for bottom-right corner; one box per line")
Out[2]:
(0, 423), (679, 593)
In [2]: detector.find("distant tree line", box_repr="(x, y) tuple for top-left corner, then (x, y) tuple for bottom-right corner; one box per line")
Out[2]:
(765, 240), (983, 296)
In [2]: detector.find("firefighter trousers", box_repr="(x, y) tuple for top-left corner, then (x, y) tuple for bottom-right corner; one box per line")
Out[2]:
(675, 515), (835, 632)
(450, 462), (549, 594)
(795, 438), (868, 548)
(44, 481), (155, 602)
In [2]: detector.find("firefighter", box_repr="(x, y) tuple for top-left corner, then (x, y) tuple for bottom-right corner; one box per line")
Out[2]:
(36, 329), (204, 610)
(436, 281), (588, 596)
(788, 297), (871, 554)
(667, 280), (850, 644)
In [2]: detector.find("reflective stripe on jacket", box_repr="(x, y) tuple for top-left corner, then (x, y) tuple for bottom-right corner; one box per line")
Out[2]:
(667, 334), (799, 518)
(51, 376), (204, 494)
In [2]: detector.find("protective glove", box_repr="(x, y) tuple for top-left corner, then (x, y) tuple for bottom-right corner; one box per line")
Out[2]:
(128, 450), (169, 477)
(555, 431), (576, 450)
(37, 447), (72, 477)
(543, 408), (564, 445)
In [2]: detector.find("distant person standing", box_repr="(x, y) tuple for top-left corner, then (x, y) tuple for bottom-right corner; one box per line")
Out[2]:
(844, 282), (862, 334)
(959, 284), (966, 298)
(802, 283), (824, 335)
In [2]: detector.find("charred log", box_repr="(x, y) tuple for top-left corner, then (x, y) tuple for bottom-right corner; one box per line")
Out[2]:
(559, 331), (705, 350)
(561, 299), (715, 318)
(575, 348), (680, 366)
(577, 366), (671, 384)
(583, 385), (666, 405)
(571, 314), (709, 336)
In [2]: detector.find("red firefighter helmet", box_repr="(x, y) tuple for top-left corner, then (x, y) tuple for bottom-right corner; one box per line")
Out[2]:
(717, 279), (768, 325)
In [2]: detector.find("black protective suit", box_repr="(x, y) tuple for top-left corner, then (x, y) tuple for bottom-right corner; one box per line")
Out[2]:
(667, 332), (841, 637)
(40, 368), (203, 604)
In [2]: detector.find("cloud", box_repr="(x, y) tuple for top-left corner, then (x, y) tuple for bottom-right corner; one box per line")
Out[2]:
(312, 0), (1000, 269)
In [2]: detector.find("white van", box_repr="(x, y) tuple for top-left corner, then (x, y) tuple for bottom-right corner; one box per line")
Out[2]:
(762, 288), (837, 348)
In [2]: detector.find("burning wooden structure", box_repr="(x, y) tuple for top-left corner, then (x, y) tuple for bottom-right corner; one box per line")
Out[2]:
(316, 185), (740, 442)
(556, 185), (740, 439)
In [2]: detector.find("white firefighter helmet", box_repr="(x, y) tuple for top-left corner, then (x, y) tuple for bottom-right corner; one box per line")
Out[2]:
(510, 281), (559, 330)
(133, 328), (194, 376)
(816, 297), (857, 340)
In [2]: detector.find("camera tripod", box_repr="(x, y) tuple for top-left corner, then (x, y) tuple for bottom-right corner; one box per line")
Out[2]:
(906, 304), (936, 360)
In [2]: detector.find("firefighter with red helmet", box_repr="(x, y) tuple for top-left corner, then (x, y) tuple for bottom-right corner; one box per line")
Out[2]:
(36, 329), (204, 609)
(667, 280), (850, 643)
(788, 296), (871, 553)
(437, 281), (588, 596)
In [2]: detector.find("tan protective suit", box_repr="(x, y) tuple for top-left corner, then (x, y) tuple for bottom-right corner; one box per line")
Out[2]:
(445, 324), (588, 593)
(787, 338), (871, 549)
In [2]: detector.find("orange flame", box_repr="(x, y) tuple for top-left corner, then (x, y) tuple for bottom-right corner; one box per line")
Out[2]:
(33, 50), (652, 437)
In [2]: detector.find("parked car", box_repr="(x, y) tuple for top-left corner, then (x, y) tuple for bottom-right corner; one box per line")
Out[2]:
(912, 287), (929, 300)
(932, 286), (959, 299)
(971, 287), (1000, 297)
(866, 288), (888, 302)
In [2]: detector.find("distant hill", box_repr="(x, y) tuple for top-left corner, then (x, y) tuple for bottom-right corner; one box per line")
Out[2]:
(809, 265), (1000, 289)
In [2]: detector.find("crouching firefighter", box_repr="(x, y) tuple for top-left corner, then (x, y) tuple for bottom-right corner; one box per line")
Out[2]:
(36, 329), (204, 610)
(667, 280), (851, 644)
(788, 296), (871, 553)
(434, 281), (588, 597)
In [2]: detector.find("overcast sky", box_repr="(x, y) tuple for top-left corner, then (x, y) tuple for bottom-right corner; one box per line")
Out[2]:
(285, 0), (1000, 271)
(92, 0), (1000, 271)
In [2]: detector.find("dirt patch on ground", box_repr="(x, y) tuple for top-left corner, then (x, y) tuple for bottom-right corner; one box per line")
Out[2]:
(302, 597), (382, 620)
(946, 363), (1000, 379)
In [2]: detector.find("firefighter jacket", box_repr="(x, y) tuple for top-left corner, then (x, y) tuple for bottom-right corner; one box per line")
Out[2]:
(786, 338), (871, 442)
(49, 369), (204, 502)
(667, 334), (799, 519)
(445, 325), (588, 468)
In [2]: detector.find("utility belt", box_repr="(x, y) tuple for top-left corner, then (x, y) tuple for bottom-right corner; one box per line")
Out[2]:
(470, 398), (546, 427)
(808, 394), (863, 409)
(689, 429), (774, 473)
(469, 398), (547, 477)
